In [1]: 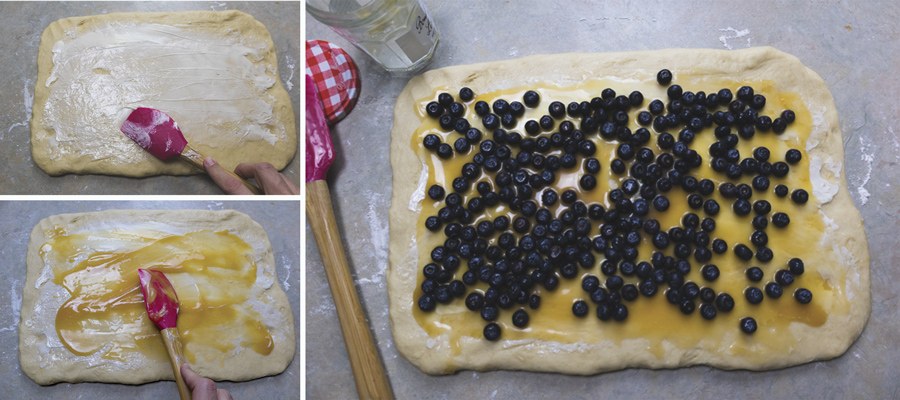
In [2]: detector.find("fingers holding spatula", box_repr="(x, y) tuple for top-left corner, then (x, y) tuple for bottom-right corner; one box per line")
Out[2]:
(120, 107), (261, 194)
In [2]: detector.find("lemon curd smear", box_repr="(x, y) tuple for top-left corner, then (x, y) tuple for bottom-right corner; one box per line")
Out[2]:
(408, 78), (847, 359)
(45, 229), (274, 362)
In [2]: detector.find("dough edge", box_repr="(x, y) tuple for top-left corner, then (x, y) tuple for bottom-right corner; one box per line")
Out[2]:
(387, 47), (871, 375)
(30, 10), (297, 177)
(19, 209), (296, 385)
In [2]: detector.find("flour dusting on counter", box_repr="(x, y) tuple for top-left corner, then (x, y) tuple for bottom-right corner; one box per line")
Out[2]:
(359, 191), (388, 288)
(283, 54), (296, 91)
(0, 281), (22, 333)
(854, 136), (874, 205)
(718, 27), (751, 49)
(5, 79), (33, 135)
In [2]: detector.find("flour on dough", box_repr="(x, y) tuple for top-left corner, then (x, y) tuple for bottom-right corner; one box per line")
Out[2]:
(31, 11), (296, 177)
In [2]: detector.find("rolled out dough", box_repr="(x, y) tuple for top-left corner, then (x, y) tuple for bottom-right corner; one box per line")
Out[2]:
(31, 11), (297, 177)
(19, 210), (295, 385)
(388, 47), (870, 374)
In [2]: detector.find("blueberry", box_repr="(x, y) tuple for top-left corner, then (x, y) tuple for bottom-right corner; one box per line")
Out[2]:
(788, 258), (805, 275)
(744, 267), (763, 282)
(465, 292), (485, 310)
(650, 195), (669, 212)
(426, 101), (444, 118)
(737, 86), (754, 101)
(540, 115), (554, 131)
(423, 133), (441, 150)
(745, 287), (764, 304)
(700, 303), (717, 320)
(794, 288), (813, 304)
(750, 230), (768, 246)
(772, 212), (790, 228)
(606, 275), (624, 291)
(438, 92), (454, 106)
(579, 175), (597, 191)
(701, 264), (720, 282)
(734, 244), (754, 260)
(753, 200), (772, 215)
(679, 300), (696, 315)
(474, 101), (490, 116)
(512, 309), (530, 328)
(492, 99), (509, 115)
(425, 216), (441, 231)
(785, 149), (802, 164)
(750, 94), (766, 110)
(699, 287), (716, 303)
(667, 84), (683, 100)
(548, 101), (565, 118)
(715, 293), (735, 312)
(523, 90), (540, 107)
(775, 269), (795, 286)
(509, 101), (525, 117)
(581, 275), (600, 293)
(740, 317), (757, 334)
(752, 175), (770, 191)
(572, 300), (589, 317)
(458, 87), (474, 102)
(712, 239), (728, 254)
(657, 69), (673, 85)
(639, 280), (658, 297)
(755, 246), (773, 263)
(791, 189), (809, 204)
(448, 102), (465, 118)
(765, 282), (783, 299)
(621, 284), (639, 301)
(772, 161), (789, 177)
(529, 294), (541, 309)
(483, 322), (501, 341)
(629, 90), (644, 106)
(481, 305), (499, 321)
(418, 294), (437, 311)
(649, 99), (665, 114)
(612, 303), (629, 321)
(774, 184), (789, 197)
(596, 303), (611, 320)
(524, 120), (540, 135)
(733, 199), (752, 216)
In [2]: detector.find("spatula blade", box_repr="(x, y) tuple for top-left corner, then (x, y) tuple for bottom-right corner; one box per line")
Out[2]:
(137, 268), (181, 330)
(121, 107), (188, 161)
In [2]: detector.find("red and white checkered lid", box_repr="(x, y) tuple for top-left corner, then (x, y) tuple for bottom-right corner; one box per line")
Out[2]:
(306, 40), (360, 124)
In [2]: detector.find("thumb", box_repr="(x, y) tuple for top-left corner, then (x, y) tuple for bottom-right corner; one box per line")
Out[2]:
(181, 363), (218, 400)
(204, 157), (253, 195)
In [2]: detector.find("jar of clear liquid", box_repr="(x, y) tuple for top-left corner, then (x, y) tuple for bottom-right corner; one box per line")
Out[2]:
(307, 0), (439, 75)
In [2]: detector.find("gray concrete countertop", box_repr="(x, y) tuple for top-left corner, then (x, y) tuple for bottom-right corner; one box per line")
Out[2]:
(0, 200), (301, 399)
(0, 1), (301, 194)
(306, 1), (899, 399)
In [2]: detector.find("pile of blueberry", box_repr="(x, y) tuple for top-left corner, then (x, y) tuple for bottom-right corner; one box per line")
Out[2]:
(417, 69), (814, 341)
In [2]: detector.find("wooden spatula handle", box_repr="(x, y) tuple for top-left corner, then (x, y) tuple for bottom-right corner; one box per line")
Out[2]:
(306, 180), (394, 400)
(181, 146), (261, 194)
(161, 328), (191, 400)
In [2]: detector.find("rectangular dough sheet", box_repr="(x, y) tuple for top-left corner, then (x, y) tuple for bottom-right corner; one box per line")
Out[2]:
(31, 11), (297, 177)
(388, 47), (870, 374)
(19, 209), (295, 384)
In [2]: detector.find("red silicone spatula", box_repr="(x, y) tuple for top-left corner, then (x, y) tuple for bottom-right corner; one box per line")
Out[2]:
(137, 268), (191, 400)
(306, 74), (394, 399)
(120, 107), (261, 194)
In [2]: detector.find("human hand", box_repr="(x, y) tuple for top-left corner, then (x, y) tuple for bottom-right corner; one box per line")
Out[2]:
(204, 157), (300, 195)
(181, 363), (234, 400)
